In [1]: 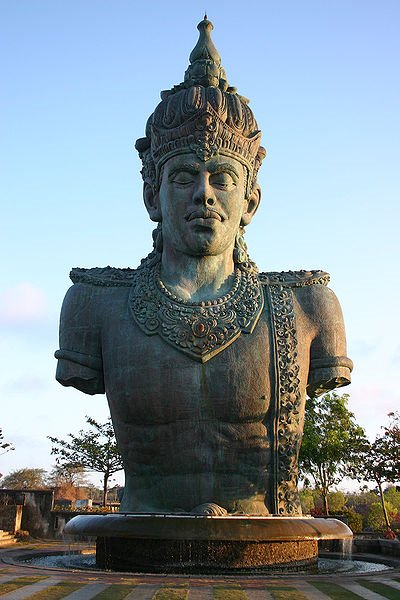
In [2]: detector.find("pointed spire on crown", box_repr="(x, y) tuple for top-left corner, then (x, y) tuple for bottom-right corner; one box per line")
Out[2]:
(160, 16), (246, 100)
(184, 15), (228, 90)
(189, 17), (220, 67)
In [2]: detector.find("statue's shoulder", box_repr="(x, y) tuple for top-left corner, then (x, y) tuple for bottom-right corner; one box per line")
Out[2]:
(258, 269), (330, 288)
(70, 266), (138, 287)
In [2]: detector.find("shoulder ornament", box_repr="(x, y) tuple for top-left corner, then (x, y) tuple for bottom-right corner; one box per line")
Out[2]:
(70, 266), (137, 287)
(259, 269), (330, 287)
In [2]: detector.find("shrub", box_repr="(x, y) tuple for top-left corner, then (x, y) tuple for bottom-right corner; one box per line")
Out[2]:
(343, 509), (363, 533)
(367, 501), (397, 531)
(328, 491), (346, 514)
(299, 489), (315, 514)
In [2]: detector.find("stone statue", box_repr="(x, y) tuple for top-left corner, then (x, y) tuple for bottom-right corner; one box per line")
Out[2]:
(55, 17), (352, 518)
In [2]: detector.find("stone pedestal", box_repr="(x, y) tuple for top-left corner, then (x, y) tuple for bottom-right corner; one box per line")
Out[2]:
(64, 514), (352, 573)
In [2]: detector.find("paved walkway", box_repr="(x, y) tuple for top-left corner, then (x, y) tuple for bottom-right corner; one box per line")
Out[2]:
(0, 543), (399, 599)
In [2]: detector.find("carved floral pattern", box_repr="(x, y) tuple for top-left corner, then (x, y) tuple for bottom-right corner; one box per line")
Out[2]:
(267, 283), (303, 516)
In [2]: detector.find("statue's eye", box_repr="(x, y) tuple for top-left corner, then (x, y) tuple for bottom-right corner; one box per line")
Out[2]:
(211, 172), (236, 189)
(171, 171), (194, 185)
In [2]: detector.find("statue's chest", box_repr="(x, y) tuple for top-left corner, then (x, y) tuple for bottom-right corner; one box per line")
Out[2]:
(101, 293), (273, 425)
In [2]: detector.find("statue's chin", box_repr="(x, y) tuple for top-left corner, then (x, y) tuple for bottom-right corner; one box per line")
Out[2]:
(175, 224), (235, 257)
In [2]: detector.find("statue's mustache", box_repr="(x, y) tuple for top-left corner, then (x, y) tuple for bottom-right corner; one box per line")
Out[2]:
(185, 208), (226, 222)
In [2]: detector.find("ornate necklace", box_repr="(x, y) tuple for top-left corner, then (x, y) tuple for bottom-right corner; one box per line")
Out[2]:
(128, 261), (264, 362)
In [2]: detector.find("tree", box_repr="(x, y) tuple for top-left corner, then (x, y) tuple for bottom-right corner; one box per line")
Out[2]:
(299, 392), (365, 515)
(384, 486), (400, 511)
(299, 488), (316, 515)
(346, 489), (379, 527)
(48, 416), (123, 506)
(47, 464), (89, 502)
(344, 509), (363, 534)
(350, 412), (400, 529)
(327, 491), (346, 514)
(367, 501), (397, 531)
(0, 429), (14, 456)
(0, 468), (47, 489)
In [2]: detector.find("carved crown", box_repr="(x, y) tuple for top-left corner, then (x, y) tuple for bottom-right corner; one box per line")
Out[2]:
(135, 16), (266, 196)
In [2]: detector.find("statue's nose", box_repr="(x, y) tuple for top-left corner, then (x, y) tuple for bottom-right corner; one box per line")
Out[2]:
(193, 175), (216, 206)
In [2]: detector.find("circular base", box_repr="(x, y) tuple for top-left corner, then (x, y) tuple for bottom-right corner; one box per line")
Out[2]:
(64, 513), (352, 573)
(96, 537), (318, 573)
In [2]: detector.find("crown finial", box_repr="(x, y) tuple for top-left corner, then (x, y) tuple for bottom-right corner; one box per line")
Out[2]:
(184, 17), (228, 90)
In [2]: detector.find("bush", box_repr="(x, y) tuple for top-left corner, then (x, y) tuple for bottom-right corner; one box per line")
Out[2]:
(328, 491), (346, 514)
(299, 489), (315, 514)
(343, 509), (363, 533)
(384, 487), (400, 511)
(367, 501), (397, 531)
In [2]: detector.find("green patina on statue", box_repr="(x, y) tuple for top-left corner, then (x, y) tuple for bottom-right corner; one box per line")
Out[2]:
(55, 17), (352, 517)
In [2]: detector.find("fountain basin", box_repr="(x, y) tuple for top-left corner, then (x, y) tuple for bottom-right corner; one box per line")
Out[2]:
(64, 514), (352, 573)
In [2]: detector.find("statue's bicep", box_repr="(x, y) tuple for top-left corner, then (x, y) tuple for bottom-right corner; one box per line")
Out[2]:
(306, 286), (353, 397)
(55, 284), (104, 395)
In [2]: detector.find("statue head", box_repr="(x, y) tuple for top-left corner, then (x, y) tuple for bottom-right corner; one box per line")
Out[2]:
(135, 17), (266, 263)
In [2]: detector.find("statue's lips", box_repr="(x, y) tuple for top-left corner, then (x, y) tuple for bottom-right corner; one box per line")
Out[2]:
(185, 209), (224, 222)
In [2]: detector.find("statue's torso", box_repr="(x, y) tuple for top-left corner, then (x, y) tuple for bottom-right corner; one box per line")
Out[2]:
(103, 287), (275, 513)
(56, 266), (351, 515)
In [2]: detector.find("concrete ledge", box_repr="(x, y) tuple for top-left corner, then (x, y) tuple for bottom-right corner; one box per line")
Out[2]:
(64, 514), (353, 541)
(353, 538), (400, 557)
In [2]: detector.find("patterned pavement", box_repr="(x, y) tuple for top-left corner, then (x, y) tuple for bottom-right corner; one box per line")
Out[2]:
(1, 543), (400, 599)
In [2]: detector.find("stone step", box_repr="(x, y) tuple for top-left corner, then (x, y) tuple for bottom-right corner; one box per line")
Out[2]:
(0, 533), (17, 546)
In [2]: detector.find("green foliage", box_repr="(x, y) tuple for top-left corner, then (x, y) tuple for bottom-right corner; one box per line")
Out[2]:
(350, 411), (400, 528)
(47, 464), (89, 488)
(347, 490), (378, 510)
(343, 508), (363, 533)
(299, 488), (315, 514)
(0, 428), (14, 456)
(93, 584), (138, 600)
(301, 488), (348, 516)
(47, 464), (90, 502)
(384, 486), (400, 511)
(367, 501), (397, 531)
(346, 490), (379, 527)
(352, 412), (400, 486)
(327, 491), (346, 513)
(48, 416), (123, 506)
(299, 392), (365, 514)
(357, 581), (400, 600)
(314, 581), (386, 600)
(0, 468), (48, 489)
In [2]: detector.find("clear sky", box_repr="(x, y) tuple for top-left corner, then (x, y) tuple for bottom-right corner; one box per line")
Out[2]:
(1, 1), (399, 488)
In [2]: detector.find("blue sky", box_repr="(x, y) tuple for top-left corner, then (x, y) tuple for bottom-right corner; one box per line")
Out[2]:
(1, 1), (399, 488)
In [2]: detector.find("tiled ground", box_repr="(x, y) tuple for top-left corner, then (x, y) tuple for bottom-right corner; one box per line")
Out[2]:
(1, 544), (399, 599)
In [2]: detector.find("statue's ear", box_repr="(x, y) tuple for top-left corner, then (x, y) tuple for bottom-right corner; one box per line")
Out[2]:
(143, 183), (162, 222)
(241, 183), (261, 226)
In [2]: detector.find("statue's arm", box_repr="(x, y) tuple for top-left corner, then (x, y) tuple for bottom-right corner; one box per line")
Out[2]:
(55, 283), (105, 395)
(299, 284), (353, 398)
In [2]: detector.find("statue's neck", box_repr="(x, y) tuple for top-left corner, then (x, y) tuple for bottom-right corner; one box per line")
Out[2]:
(160, 246), (235, 303)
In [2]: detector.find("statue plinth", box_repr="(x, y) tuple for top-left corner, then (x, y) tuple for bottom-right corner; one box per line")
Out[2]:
(64, 514), (352, 573)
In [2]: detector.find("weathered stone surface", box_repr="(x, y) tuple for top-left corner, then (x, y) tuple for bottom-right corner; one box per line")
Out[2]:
(57, 16), (353, 571)
(96, 537), (318, 573)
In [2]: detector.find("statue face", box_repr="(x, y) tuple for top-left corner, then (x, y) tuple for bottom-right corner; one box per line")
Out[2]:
(145, 153), (259, 257)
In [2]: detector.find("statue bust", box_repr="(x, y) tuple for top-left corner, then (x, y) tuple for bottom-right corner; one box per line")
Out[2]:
(55, 17), (352, 517)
